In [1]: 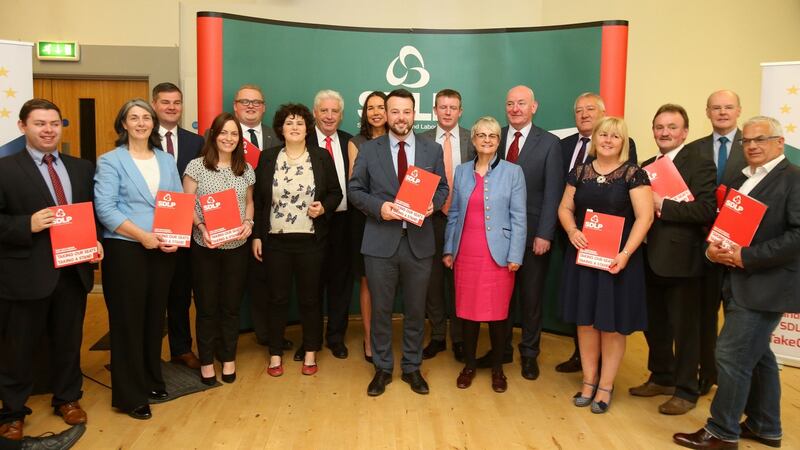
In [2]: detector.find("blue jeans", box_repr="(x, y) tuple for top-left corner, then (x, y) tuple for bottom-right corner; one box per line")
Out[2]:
(705, 285), (784, 441)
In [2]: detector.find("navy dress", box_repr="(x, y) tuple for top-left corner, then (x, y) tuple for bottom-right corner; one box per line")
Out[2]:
(559, 162), (650, 335)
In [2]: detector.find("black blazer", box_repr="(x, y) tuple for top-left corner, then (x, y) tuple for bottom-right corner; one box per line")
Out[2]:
(684, 129), (746, 187)
(727, 158), (800, 313)
(253, 145), (343, 242)
(642, 147), (717, 278)
(306, 129), (354, 181)
(0, 149), (96, 299)
(176, 127), (204, 176)
(499, 124), (564, 243)
(560, 133), (639, 176)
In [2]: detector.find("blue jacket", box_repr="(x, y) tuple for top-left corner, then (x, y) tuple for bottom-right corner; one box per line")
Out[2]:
(444, 155), (527, 266)
(94, 146), (183, 241)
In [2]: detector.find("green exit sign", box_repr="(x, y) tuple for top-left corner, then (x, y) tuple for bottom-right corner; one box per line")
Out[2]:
(36, 41), (80, 61)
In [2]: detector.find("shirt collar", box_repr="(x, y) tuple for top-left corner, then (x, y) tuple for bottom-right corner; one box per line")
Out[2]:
(436, 125), (459, 140)
(712, 128), (738, 144)
(316, 127), (337, 144)
(26, 146), (59, 165)
(743, 154), (785, 178)
(159, 125), (178, 137)
(389, 131), (415, 149)
(509, 122), (533, 138)
(660, 144), (685, 161)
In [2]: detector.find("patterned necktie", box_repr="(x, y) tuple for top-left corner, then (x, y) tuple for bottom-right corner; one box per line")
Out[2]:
(248, 128), (259, 150)
(574, 137), (590, 169)
(397, 141), (408, 184)
(165, 130), (175, 156)
(442, 132), (454, 215)
(717, 136), (729, 184)
(506, 131), (522, 163)
(325, 136), (334, 158)
(43, 153), (67, 205)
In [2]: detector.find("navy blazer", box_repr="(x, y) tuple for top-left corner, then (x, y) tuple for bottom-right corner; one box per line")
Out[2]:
(560, 133), (639, 176)
(444, 156), (527, 266)
(176, 127), (204, 176)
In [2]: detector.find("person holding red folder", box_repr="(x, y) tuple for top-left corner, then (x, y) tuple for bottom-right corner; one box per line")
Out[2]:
(557, 117), (653, 414)
(182, 112), (255, 385)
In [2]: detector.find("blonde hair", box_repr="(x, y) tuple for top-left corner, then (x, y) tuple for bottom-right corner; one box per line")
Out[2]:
(470, 116), (502, 138)
(588, 116), (630, 163)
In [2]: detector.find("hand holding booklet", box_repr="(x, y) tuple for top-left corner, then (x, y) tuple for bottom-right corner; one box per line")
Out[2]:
(200, 188), (243, 246)
(575, 210), (625, 272)
(49, 201), (98, 268)
(394, 166), (441, 227)
(152, 191), (195, 247)
(707, 188), (767, 249)
(643, 156), (694, 202)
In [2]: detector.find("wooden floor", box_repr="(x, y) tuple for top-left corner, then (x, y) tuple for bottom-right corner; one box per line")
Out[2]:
(23, 292), (800, 449)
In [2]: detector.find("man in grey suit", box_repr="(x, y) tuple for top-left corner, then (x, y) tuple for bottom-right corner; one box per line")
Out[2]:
(349, 89), (449, 397)
(673, 116), (800, 450)
(419, 89), (476, 362)
(683, 90), (746, 396)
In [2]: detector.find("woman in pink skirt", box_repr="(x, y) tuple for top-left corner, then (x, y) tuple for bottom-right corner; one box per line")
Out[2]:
(443, 116), (527, 392)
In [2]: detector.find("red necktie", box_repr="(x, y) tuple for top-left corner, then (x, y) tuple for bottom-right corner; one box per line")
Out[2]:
(397, 141), (408, 184)
(165, 130), (175, 156)
(325, 136), (334, 158)
(42, 153), (68, 205)
(506, 131), (522, 163)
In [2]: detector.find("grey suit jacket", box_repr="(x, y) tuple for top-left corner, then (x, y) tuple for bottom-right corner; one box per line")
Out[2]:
(684, 129), (745, 187)
(348, 133), (449, 259)
(419, 126), (477, 164)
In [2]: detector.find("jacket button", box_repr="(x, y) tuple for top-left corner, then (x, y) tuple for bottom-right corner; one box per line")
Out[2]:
(485, 196), (489, 201)
(487, 226), (491, 231)
(485, 206), (490, 211)
(486, 215), (490, 220)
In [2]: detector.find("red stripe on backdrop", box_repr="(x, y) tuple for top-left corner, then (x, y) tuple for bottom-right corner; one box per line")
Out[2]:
(599, 24), (629, 117)
(197, 16), (223, 135)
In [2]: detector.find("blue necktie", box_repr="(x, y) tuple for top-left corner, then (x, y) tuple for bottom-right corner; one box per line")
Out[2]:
(717, 136), (729, 184)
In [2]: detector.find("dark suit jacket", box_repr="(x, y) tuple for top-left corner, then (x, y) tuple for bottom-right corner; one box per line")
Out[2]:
(560, 133), (639, 176)
(0, 149), (95, 299)
(348, 133), (449, 259)
(499, 124), (564, 244)
(307, 129), (354, 181)
(176, 127), (204, 176)
(684, 129), (745, 187)
(727, 158), (800, 313)
(642, 147), (717, 278)
(252, 146), (342, 242)
(419, 126), (477, 164)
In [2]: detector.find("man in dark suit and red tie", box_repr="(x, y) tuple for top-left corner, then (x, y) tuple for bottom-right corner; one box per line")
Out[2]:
(674, 116), (800, 449)
(151, 82), (204, 369)
(0, 99), (102, 441)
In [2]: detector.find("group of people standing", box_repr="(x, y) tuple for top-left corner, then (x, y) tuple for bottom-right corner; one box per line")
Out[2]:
(1, 80), (798, 450)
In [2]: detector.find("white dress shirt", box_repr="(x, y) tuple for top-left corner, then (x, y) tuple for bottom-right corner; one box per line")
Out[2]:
(159, 125), (179, 162)
(434, 124), (463, 166)
(315, 127), (347, 212)
(504, 122), (533, 156)
(739, 154), (786, 195)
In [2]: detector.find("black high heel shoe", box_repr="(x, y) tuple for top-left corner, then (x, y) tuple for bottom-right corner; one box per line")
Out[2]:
(221, 372), (236, 383)
(363, 341), (373, 363)
(201, 374), (217, 386)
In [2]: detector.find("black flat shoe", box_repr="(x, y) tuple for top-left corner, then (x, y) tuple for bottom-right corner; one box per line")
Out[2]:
(363, 341), (373, 363)
(128, 404), (152, 420)
(200, 375), (217, 386)
(293, 346), (304, 362)
(221, 372), (236, 383)
(328, 342), (348, 359)
(148, 390), (168, 401)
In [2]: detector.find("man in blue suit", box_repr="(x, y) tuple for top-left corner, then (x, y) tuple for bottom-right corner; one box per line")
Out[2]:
(349, 89), (449, 397)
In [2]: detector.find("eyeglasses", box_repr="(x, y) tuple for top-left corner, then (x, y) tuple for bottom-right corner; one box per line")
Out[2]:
(235, 99), (264, 107)
(738, 135), (781, 146)
(475, 133), (499, 140)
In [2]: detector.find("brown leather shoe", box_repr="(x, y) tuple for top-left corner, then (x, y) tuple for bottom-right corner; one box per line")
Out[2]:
(673, 428), (738, 449)
(56, 401), (88, 425)
(0, 420), (23, 441)
(629, 380), (676, 397)
(491, 368), (507, 393)
(659, 396), (696, 415)
(456, 367), (476, 389)
(171, 352), (201, 369)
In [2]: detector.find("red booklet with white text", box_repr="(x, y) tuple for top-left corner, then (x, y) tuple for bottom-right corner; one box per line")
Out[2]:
(643, 156), (695, 202)
(707, 188), (767, 248)
(576, 210), (625, 271)
(49, 202), (98, 268)
(152, 191), (195, 247)
(243, 138), (261, 168)
(200, 188), (243, 245)
(394, 166), (441, 227)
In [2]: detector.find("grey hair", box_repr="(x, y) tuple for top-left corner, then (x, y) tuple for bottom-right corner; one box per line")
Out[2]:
(471, 116), (502, 138)
(113, 98), (161, 149)
(743, 116), (783, 136)
(574, 92), (606, 112)
(314, 89), (344, 111)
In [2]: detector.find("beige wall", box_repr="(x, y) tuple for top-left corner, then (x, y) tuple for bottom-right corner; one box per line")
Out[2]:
(3, 0), (799, 160)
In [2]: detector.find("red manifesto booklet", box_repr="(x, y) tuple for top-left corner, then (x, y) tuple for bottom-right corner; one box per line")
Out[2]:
(152, 191), (195, 247)
(243, 138), (260, 168)
(576, 210), (625, 271)
(394, 166), (441, 227)
(707, 188), (767, 248)
(49, 202), (98, 268)
(200, 188), (243, 245)
(643, 156), (695, 202)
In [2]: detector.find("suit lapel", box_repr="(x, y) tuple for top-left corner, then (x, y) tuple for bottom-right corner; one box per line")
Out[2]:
(458, 127), (471, 162)
(747, 159), (789, 198)
(15, 149), (55, 206)
(376, 137), (399, 190)
(118, 149), (157, 206)
(516, 125), (540, 166)
(337, 130), (350, 178)
(61, 155), (83, 203)
(723, 129), (745, 183)
(673, 147), (691, 176)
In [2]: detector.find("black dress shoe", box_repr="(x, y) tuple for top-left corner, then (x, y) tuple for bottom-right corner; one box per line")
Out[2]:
(21, 423), (86, 449)
(367, 370), (392, 397)
(221, 372), (236, 383)
(699, 378), (716, 396)
(521, 356), (540, 380)
(328, 342), (349, 359)
(422, 340), (446, 360)
(148, 390), (168, 401)
(452, 342), (465, 362)
(200, 375), (217, 386)
(294, 346), (304, 362)
(476, 349), (513, 368)
(401, 370), (430, 395)
(127, 405), (152, 420)
(555, 354), (582, 373)
(673, 428), (737, 449)
(740, 422), (781, 448)
(282, 338), (294, 350)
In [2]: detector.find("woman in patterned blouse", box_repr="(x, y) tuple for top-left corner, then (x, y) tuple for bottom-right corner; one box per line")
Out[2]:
(252, 103), (342, 377)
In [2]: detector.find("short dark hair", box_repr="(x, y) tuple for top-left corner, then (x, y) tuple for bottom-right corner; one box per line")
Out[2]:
(19, 98), (61, 123)
(152, 82), (182, 100)
(113, 99), (162, 149)
(359, 91), (388, 139)
(434, 89), (462, 108)
(202, 112), (247, 176)
(387, 89), (415, 109)
(652, 103), (689, 129)
(272, 103), (314, 142)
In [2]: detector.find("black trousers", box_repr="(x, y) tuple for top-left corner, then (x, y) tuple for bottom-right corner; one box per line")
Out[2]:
(247, 236), (270, 345)
(644, 265), (702, 402)
(264, 234), (325, 356)
(321, 211), (353, 346)
(166, 247), (193, 357)
(0, 267), (86, 421)
(699, 263), (724, 383)
(503, 248), (549, 358)
(191, 243), (249, 365)
(426, 212), (462, 344)
(462, 319), (507, 370)
(103, 239), (176, 411)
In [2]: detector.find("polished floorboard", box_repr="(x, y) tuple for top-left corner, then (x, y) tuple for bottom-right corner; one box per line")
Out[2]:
(22, 292), (800, 449)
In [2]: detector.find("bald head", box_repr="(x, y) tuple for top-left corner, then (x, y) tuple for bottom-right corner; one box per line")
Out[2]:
(505, 85), (538, 130)
(705, 90), (741, 135)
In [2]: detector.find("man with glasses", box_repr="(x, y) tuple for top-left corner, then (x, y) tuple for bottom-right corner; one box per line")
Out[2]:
(683, 90), (746, 396)
(630, 104), (717, 415)
(673, 116), (800, 449)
